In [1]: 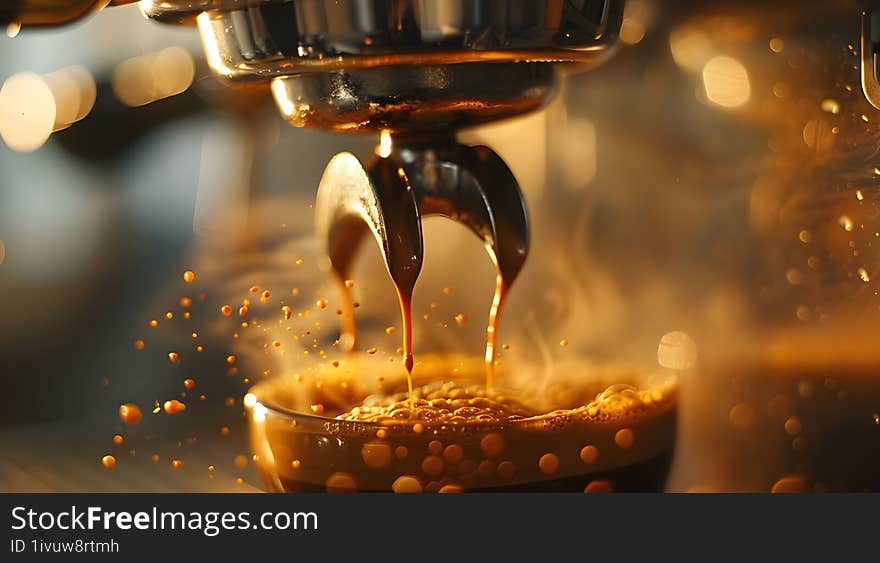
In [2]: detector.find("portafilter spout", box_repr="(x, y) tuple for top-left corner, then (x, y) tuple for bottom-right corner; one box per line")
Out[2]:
(315, 135), (528, 390)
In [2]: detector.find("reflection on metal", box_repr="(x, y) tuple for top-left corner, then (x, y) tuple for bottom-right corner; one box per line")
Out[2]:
(861, 8), (880, 110)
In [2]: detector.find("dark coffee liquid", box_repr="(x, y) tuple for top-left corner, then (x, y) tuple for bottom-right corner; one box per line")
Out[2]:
(264, 452), (674, 493)
(248, 369), (678, 493)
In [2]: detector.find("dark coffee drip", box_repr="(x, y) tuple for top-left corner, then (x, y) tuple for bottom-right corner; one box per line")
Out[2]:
(315, 135), (528, 398)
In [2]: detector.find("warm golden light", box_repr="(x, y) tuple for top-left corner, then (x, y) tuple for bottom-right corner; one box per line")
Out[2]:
(657, 331), (697, 370)
(620, 0), (651, 46)
(669, 25), (712, 71)
(560, 117), (597, 190)
(702, 56), (751, 108)
(271, 79), (294, 115)
(6, 21), (21, 38)
(272, 78), (312, 127)
(42, 66), (96, 131)
(820, 98), (840, 115)
(112, 47), (195, 107)
(0, 240), (5, 266)
(0, 72), (55, 152)
(376, 129), (393, 158)
(197, 12), (229, 77)
(620, 18), (646, 46)
(620, 2), (649, 45)
(802, 119), (834, 151)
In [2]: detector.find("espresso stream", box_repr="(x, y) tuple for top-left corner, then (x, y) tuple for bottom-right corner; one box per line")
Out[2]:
(320, 142), (526, 399)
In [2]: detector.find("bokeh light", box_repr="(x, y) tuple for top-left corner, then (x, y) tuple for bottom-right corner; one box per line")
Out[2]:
(0, 72), (56, 152)
(669, 25), (712, 72)
(702, 55), (751, 108)
(112, 46), (195, 107)
(0, 66), (97, 152)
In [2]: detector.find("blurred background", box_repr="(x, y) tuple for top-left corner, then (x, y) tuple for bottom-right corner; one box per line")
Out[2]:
(1, 0), (879, 492)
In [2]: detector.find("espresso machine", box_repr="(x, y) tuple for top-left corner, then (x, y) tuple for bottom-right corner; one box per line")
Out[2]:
(3, 0), (626, 373)
(5, 1), (880, 493)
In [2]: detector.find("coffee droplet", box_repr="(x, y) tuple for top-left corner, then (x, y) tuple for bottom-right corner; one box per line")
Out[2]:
(112, 434), (124, 445)
(657, 331), (697, 370)
(579, 445), (600, 464)
(477, 460), (496, 479)
(784, 417), (802, 436)
(119, 403), (142, 425)
(728, 403), (754, 430)
(480, 433), (505, 457)
(392, 475), (423, 493)
(182, 270), (195, 283)
(614, 428), (635, 449)
(220, 305), (233, 316)
(438, 484), (462, 493)
(497, 460), (516, 479)
(395, 446), (408, 459)
(443, 444), (464, 464)
(584, 480), (614, 493)
(325, 473), (357, 492)
(360, 442), (392, 469)
(163, 399), (186, 415)
(771, 475), (808, 493)
(421, 455), (444, 477)
(538, 453), (560, 475)
(101, 455), (116, 469)
(171, 459), (183, 469)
